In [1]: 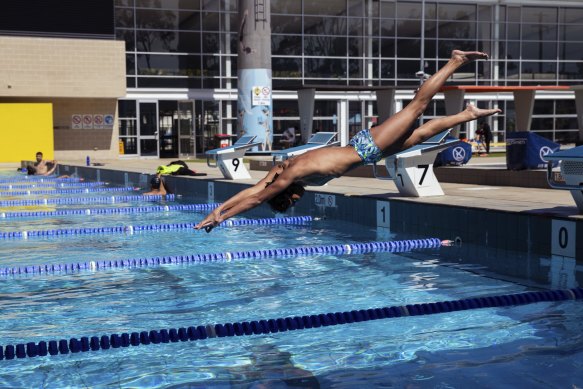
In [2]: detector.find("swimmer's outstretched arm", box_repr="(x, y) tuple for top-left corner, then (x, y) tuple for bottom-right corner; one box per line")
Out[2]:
(195, 169), (293, 231)
(44, 163), (58, 176)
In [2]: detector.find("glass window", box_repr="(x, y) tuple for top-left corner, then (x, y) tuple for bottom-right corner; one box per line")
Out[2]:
(115, 8), (134, 28)
(179, 11), (201, 30)
(521, 61), (556, 79)
(348, 0), (365, 17)
(271, 15), (302, 34)
(506, 41), (520, 60)
(380, 38), (395, 57)
(507, 23), (520, 40)
(556, 99), (576, 114)
(201, 0), (218, 11)
(560, 8), (583, 24)
(380, 59), (395, 78)
(202, 12), (220, 31)
(348, 37), (363, 57)
(522, 23), (557, 41)
(304, 17), (347, 36)
(272, 0), (301, 14)
(136, 9), (178, 30)
(523, 7), (557, 24)
(272, 35), (302, 56)
(558, 63), (583, 80)
(304, 0), (346, 16)
(396, 38), (420, 58)
(397, 19), (421, 38)
(439, 21), (475, 40)
(348, 18), (363, 36)
(126, 54), (136, 75)
(397, 2), (421, 19)
(304, 36), (347, 57)
(117, 29), (135, 51)
(533, 100), (554, 115)
(137, 54), (203, 76)
(380, 18), (395, 36)
(138, 77), (203, 88)
(202, 33), (220, 52)
(349, 58), (363, 78)
(119, 100), (137, 118)
(397, 59), (420, 78)
(305, 58), (347, 78)
(115, 0), (134, 6)
(560, 25), (583, 42)
(437, 3), (476, 20)
(202, 55), (220, 77)
(273, 100), (299, 116)
(272, 57), (302, 78)
(136, 31), (202, 53)
(380, 2), (395, 19)
(521, 42), (556, 60)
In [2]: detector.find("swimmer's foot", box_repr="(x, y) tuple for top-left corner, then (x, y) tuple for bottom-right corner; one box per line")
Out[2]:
(465, 104), (502, 119)
(452, 50), (488, 64)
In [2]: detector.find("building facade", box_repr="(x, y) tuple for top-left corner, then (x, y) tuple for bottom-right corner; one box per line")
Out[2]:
(2, 0), (583, 160)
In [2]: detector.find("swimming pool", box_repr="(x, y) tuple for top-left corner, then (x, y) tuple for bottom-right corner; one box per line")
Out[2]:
(0, 171), (582, 388)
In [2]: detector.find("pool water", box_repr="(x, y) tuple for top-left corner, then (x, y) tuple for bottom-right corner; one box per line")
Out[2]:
(0, 172), (582, 388)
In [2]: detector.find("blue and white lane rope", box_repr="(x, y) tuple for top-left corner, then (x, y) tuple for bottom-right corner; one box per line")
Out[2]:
(2, 286), (581, 360)
(0, 176), (83, 184)
(0, 187), (138, 197)
(0, 203), (221, 219)
(0, 194), (174, 207)
(0, 181), (107, 189)
(0, 216), (314, 240)
(0, 237), (443, 277)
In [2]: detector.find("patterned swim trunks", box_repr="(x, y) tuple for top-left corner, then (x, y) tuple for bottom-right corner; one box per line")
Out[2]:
(349, 128), (383, 164)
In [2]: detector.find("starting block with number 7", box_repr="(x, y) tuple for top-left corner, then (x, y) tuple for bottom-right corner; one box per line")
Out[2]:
(373, 130), (459, 197)
(206, 135), (262, 180)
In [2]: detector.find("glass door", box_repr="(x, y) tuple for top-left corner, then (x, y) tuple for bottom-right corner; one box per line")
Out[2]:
(138, 101), (159, 157)
(178, 100), (196, 158)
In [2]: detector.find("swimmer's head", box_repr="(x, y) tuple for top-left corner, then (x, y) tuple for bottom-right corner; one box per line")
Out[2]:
(150, 176), (161, 190)
(26, 166), (36, 175)
(35, 152), (43, 163)
(267, 183), (305, 213)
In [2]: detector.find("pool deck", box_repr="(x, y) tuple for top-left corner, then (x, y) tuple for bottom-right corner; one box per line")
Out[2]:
(46, 156), (581, 221)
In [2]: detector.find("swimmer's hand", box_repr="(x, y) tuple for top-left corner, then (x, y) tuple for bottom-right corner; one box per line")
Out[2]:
(195, 211), (222, 233)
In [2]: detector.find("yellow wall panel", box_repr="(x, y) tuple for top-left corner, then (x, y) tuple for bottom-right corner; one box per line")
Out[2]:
(0, 103), (53, 163)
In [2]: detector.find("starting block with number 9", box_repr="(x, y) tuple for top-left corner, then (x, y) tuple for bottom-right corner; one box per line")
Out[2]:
(206, 135), (262, 180)
(373, 130), (459, 197)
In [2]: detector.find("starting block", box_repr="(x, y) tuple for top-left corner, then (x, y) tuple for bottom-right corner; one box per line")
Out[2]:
(206, 135), (262, 179)
(271, 132), (339, 163)
(546, 145), (583, 213)
(373, 130), (459, 197)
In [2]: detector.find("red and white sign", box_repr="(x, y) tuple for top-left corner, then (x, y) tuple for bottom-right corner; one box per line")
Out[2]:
(93, 114), (104, 129)
(82, 114), (93, 129)
(72, 114), (83, 129)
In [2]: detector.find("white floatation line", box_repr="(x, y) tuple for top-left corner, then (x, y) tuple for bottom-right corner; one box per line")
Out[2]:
(0, 194), (174, 207)
(0, 203), (221, 219)
(0, 181), (107, 190)
(0, 216), (313, 240)
(0, 237), (445, 277)
(0, 187), (137, 197)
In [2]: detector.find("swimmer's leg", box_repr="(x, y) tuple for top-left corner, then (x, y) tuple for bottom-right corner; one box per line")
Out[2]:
(401, 104), (502, 150)
(371, 50), (489, 156)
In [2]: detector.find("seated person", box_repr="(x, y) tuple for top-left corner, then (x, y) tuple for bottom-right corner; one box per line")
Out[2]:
(33, 151), (56, 175)
(144, 175), (171, 196)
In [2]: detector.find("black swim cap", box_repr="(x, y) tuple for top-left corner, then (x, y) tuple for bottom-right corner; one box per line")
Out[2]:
(150, 176), (161, 189)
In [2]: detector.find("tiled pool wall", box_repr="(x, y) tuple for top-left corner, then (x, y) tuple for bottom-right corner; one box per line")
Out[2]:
(63, 165), (583, 262)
